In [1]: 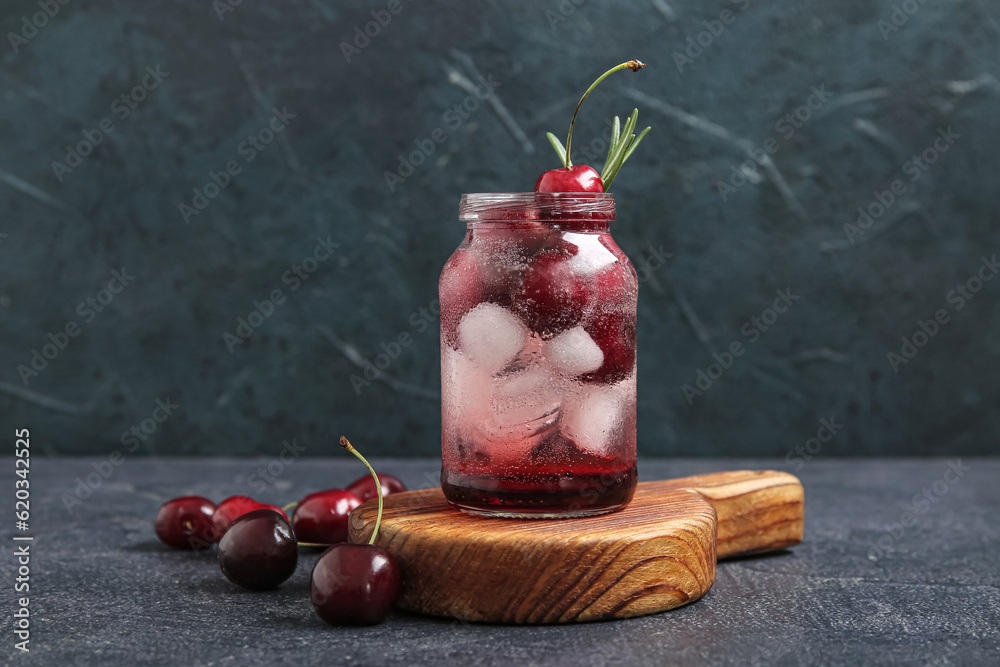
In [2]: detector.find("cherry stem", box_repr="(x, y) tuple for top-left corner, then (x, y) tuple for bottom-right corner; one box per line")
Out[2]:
(340, 436), (382, 546)
(563, 59), (646, 169)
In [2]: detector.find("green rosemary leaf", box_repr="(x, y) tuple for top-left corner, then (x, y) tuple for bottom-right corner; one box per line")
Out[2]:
(546, 132), (567, 164)
(601, 140), (627, 183)
(602, 153), (626, 189)
(603, 117), (622, 171)
(622, 108), (638, 145)
(601, 134), (631, 184)
(622, 126), (651, 163)
(604, 125), (652, 189)
(605, 110), (647, 186)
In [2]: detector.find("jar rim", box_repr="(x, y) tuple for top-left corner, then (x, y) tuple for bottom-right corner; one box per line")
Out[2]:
(459, 192), (615, 222)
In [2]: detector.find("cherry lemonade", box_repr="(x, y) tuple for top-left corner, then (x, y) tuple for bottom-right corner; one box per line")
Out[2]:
(440, 193), (638, 517)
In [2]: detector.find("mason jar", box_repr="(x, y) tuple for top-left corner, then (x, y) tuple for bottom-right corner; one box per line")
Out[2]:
(439, 192), (638, 517)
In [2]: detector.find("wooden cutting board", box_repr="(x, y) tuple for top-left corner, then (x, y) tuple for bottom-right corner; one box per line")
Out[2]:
(348, 470), (803, 624)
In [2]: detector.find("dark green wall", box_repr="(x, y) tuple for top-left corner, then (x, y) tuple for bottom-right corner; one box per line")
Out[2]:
(2, 0), (998, 457)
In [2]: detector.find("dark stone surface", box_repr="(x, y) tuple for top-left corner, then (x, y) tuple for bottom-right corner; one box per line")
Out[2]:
(3, 457), (998, 666)
(2, 1), (1000, 457)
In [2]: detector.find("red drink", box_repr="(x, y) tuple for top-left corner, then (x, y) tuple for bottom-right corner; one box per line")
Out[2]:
(439, 193), (638, 517)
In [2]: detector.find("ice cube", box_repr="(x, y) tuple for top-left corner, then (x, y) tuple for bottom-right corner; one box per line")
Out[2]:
(441, 345), (493, 447)
(492, 365), (566, 430)
(444, 343), (553, 465)
(569, 246), (618, 276)
(568, 240), (616, 275)
(546, 325), (604, 376)
(442, 346), (492, 411)
(480, 364), (571, 466)
(457, 302), (528, 374)
(561, 380), (629, 457)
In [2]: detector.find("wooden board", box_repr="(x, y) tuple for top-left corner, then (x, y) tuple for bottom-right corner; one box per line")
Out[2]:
(348, 470), (803, 624)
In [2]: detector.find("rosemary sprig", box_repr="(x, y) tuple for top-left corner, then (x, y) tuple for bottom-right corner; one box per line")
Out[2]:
(542, 60), (651, 192)
(601, 109), (651, 189)
(546, 132), (567, 165)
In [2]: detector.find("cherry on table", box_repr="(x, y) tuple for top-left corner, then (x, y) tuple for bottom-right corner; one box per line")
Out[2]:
(291, 490), (361, 545)
(345, 473), (407, 503)
(311, 543), (401, 625)
(310, 436), (402, 626)
(155, 496), (216, 550)
(211, 495), (287, 542)
(218, 509), (298, 590)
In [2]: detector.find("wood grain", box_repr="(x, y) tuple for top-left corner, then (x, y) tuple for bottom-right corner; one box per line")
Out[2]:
(656, 470), (805, 559)
(349, 470), (803, 623)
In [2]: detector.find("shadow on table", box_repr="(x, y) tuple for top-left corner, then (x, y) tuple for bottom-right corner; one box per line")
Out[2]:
(718, 548), (795, 564)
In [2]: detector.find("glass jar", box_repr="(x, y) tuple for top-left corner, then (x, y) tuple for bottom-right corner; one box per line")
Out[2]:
(439, 192), (638, 518)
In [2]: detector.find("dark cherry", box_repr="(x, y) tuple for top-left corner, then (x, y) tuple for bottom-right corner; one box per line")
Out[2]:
(345, 473), (407, 502)
(311, 544), (401, 625)
(582, 312), (636, 383)
(594, 255), (630, 301)
(535, 61), (648, 193)
(516, 246), (595, 335)
(310, 436), (403, 626)
(534, 164), (604, 193)
(291, 490), (361, 545)
(155, 496), (216, 550)
(211, 495), (287, 542)
(218, 509), (298, 590)
(439, 248), (483, 348)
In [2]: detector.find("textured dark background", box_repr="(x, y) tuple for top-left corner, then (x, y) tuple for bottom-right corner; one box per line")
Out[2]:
(1, 0), (998, 457)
